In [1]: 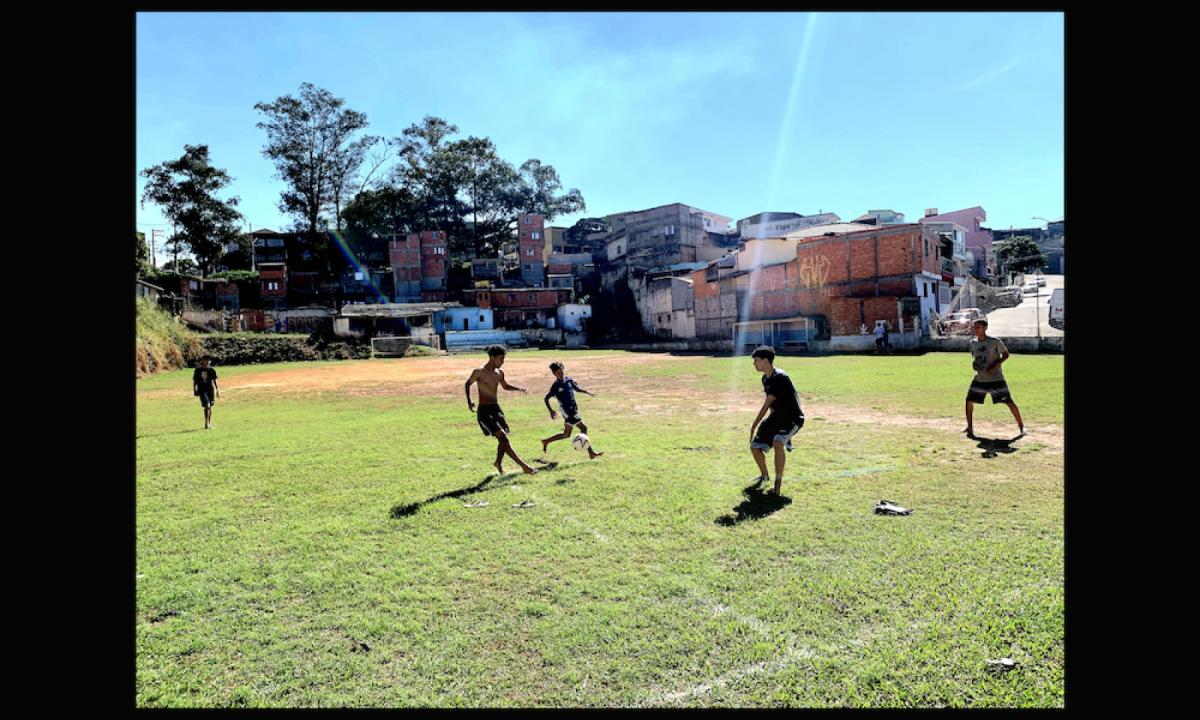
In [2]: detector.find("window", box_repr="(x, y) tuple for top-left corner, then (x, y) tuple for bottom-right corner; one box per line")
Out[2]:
(527, 249), (535, 257)
(665, 225), (676, 236)
(524, 217), (531, 224)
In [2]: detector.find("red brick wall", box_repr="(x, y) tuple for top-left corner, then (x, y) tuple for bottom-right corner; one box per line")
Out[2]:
(260, 269), (286, 297)
(780, 225), (934, 335)
(390, 236), (419, 279)
(491, 289), (559, 309)
(692, 269), (719, 298)
(420, 231), (446, 278)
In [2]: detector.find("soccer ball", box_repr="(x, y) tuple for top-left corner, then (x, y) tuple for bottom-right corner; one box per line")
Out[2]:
(572, 433), (591, 451)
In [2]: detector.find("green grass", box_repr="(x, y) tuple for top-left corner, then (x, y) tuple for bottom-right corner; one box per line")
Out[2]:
(137, 351), (1063, 708)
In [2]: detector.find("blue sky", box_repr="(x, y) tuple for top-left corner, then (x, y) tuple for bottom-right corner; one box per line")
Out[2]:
(136, 11), (1064, 258)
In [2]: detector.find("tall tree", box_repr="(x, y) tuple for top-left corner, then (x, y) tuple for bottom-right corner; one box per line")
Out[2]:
(514, 159), (586, 222)
(994, 235), (1048, 279)
(388, 115), (460, 233)
(448, 136), (524, 257)
(341, 185), (421, 239)
(136, 231), (151, 279)
(254, 83), (373, 265)
(139, 144), (243, 277)
(373, 115), (586, 259)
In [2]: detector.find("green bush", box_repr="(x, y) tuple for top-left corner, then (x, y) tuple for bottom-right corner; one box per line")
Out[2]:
(193, 332), (372, 366)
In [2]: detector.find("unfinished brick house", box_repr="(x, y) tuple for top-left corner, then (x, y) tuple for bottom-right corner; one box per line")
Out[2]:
(390, 230), (449, 303)
(694, 223), (945, 349)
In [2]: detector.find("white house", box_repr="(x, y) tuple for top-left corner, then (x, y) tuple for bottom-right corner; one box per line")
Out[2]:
(556, 303), (592, 332)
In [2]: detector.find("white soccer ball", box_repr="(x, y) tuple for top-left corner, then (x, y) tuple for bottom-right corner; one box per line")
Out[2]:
(572, 433), (591, 451)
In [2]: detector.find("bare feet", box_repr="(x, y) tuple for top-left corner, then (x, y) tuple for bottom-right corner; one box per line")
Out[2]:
(541, 438), (549, 453)
(588, 450), (604, 460)
(493, 460), (504, 474)
(522, 465), (539, 475)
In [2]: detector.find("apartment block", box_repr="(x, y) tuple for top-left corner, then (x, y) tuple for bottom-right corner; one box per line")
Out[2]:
(518, 213), (546, 287)
(390, 230), (449, 303)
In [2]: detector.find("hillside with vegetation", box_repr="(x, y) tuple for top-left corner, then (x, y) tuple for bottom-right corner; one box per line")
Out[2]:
(137, 297), (202, 378)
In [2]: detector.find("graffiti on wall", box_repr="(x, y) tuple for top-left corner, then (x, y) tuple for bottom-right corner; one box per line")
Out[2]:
(798, 255), (832, 288)
(273, 315), (333, 334)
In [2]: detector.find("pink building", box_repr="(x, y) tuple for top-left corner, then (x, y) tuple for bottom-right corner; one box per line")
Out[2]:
(918, 207), (991, 280)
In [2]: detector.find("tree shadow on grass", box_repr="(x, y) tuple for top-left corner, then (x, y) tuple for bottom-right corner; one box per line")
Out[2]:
(715, 479), (793, 527)
(968, 433), (1026, 459)
(389, 459), (555, 518)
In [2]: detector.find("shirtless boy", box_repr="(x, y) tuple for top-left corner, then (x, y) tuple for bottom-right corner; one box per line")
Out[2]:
(465, 345), (538, 475)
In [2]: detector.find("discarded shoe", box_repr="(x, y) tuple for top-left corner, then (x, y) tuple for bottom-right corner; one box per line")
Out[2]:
(463, 501), (489, 508)
(512, 500), (537, 508)
(873, 500), (913, 516)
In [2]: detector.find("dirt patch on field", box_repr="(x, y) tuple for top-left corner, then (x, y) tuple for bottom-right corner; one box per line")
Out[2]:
(219, 354), (688, 398)
(218, 354), (1063, 449)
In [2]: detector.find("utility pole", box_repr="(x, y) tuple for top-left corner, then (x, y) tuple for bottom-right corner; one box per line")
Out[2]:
(151, 229), (163, 267)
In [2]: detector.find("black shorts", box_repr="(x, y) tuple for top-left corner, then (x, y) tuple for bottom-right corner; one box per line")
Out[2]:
(198, 390), (215, 407)
(477, 404), (510, 436)
(966, 380), (1013, 404)
(560, 408), (583, 426)
(751, 414), (804, 452)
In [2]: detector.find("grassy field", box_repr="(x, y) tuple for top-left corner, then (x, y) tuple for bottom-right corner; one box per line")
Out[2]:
(136, 349), (1064, 708)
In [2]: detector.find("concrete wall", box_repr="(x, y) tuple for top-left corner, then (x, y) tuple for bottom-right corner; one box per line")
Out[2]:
(184, 307), (333, 334)
(640, 276), (695, 339)
(598, 332), (1061, 356)
(442, 327), (588, 353)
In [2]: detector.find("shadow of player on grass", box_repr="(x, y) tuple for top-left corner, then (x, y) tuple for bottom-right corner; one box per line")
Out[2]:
(967, 433), (1025, 459)
(715, 478), (792, 527)
(389, 459), (554, 518)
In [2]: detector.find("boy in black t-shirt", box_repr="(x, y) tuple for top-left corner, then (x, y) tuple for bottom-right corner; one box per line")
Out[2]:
(749, 346), (804, 496)
(192, 356), (220, 430)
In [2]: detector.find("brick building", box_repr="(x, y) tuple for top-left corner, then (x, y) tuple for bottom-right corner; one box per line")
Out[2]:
(694, 223), (945, 345)
(390, 230), (449, 303)
(463, 286), (573, 328)
(518, 213), (547, 287)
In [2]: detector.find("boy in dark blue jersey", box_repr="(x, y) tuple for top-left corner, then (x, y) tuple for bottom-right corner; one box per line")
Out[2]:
(749, 346), (805, 496)
(541, 362), (604, 459)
